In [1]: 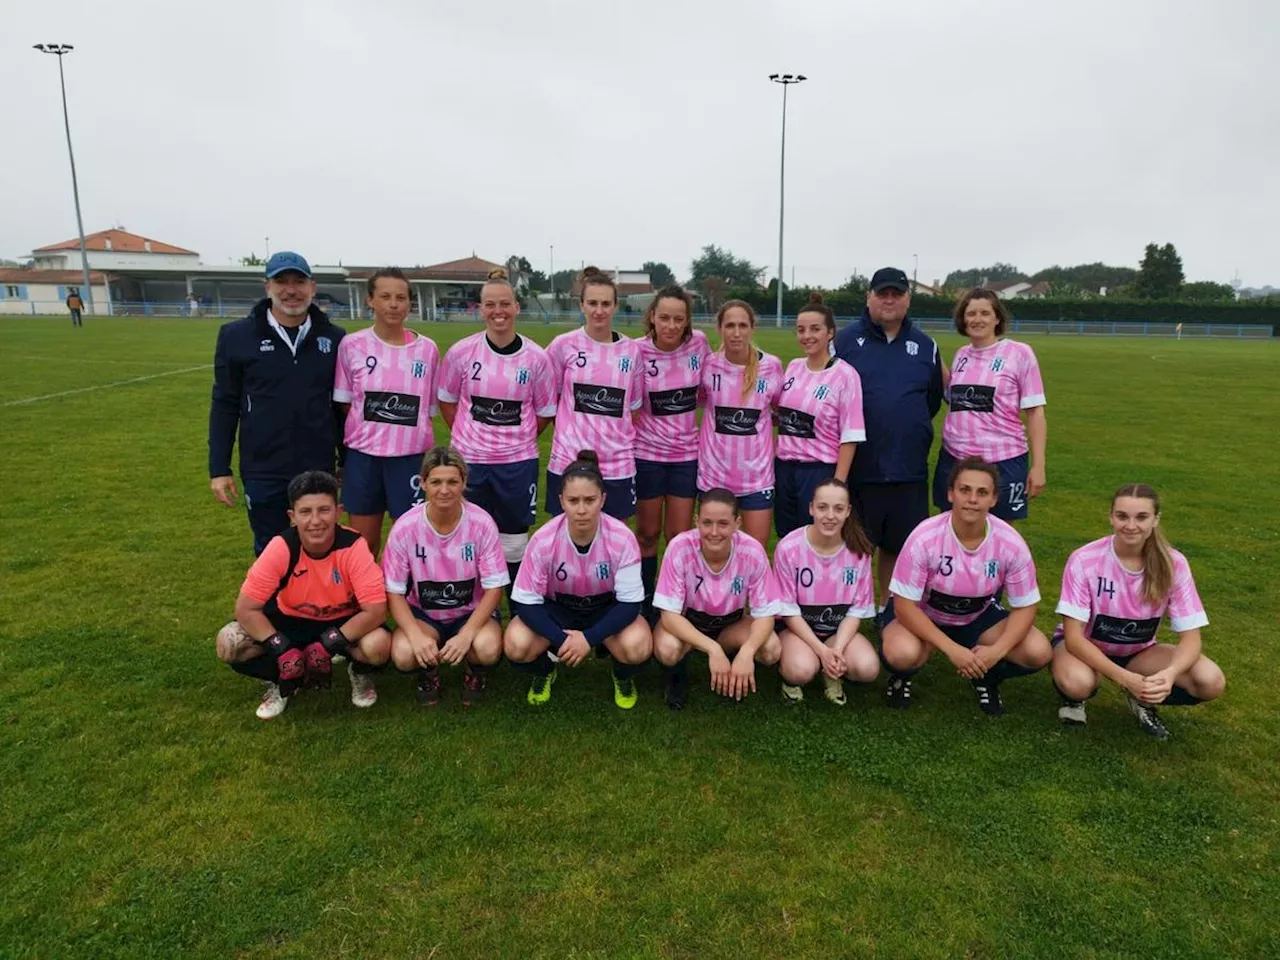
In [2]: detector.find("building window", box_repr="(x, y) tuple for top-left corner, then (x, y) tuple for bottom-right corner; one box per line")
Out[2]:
(5, 286), (19, 298)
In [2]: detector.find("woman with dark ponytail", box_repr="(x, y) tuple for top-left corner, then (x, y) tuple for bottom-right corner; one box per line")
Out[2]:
(504, 450), (652, 709)
(1050, 484), (1225, 739)
(774, 293), (865, 538)
(773, 479), (879, 705)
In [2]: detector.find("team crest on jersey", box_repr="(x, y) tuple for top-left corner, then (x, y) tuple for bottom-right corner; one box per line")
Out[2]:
(814, 384), (831, 401)
(842, 566), (857, 585)
(331, 569), (343, 585)
(461, 542), (475, 562)
(755, 378), (768, 394)
(689, 355), (701, 371)
(985, 559), (999, 578)
(259, 339), (275, 352)
(990, 358), (1005, 372)
(905, 341), (919, 356)
(317, 337), (333, 354)
(596, 562), (611, 580)
(411, 361), (426, 379)
(515, 367), (530, 385)
(618, 357), (632, 373)
(731, 576), (744, 595)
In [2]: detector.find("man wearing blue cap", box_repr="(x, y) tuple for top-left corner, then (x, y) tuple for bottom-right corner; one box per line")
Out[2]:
(833, 267), (946, 627)
(209, 252), (348, 554)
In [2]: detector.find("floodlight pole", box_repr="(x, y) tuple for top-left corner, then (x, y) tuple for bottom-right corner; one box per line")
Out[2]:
(769, 73), (806, 327)
(34, 43), (94, 313)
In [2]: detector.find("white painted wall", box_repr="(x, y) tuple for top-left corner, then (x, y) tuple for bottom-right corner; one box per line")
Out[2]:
(33, 250), (200, 271)
(0, 281), (111, 315)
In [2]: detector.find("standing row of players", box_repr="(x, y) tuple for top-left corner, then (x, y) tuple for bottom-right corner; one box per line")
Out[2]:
(209, 256), (1223, 736)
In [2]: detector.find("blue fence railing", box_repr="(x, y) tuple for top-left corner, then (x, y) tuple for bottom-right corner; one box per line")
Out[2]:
(10, 300), (1276, 339)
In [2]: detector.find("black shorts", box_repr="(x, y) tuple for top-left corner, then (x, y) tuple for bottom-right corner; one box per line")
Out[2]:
(467, 458), (539, 533)
(882, 600), (1009, 648)
(933, 448), (1030, 522)
(1049, 627), (1152, 669)
(774, 459), (838, 539)
(411, 606), (498, 643)
(264, 607), (346, 648)
(545, 470), (637, 521)
(636, 458), (698, 501)
(848, 481), (929, 554)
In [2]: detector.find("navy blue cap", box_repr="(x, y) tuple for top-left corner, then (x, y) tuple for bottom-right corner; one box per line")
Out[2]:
(870, 267), (910, 292)
(265, 251), (312, 279)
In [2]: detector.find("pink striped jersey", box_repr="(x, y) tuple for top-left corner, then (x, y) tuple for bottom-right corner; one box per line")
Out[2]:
(634, 329), (710, 463)
(773, 526), (876, 638)
(942, 338), (1046, 463)
(696, 349), (784, 495)
(889, 511), (1040, 627)
(653, 529), (782, 634)
(775, 357), (866, 464)
(511, 513), (644, 615)
(381, 502), (509, 623)
(437, 332), (557, 465)
(1055, 535), (1208, 657)
(545, 328), (646, 479)
(333, 327), (440, 457)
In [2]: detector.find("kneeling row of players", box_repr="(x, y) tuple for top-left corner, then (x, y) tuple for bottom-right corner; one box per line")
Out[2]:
(215, 448), (1224, 741)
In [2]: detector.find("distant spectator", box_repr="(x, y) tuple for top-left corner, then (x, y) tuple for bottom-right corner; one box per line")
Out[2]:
(65, 289), (84, 327)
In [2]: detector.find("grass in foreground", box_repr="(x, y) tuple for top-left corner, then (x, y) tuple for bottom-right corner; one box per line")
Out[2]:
(2, 317), (1279, 959)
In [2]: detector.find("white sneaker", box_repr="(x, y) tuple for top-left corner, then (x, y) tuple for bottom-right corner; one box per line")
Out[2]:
(822, 674), (847, 706)
(1058, 700), (1087, 726)
(256, 683), (287, 720)
(781, 682), (804, 703)
(349, 662), (377, 708)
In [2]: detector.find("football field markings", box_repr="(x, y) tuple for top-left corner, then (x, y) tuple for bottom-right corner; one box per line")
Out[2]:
(1, 364), (212, 407)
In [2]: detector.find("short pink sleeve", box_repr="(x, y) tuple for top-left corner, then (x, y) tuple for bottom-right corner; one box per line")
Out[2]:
(532, 349), (558, 417)
(1017, 344), (1046, 408)
(1055, 550), (1093, 623)
(888, 527), (931, 602)
(380, 520), (411, 595)
(333, 336), (356, 402)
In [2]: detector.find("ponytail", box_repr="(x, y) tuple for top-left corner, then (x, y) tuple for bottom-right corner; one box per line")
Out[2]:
(1112, 483), (1174, 605)
(714, 299), (760, 402)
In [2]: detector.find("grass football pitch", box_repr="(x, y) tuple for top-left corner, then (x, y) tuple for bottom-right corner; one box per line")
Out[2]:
(2, 317), (1278, 959)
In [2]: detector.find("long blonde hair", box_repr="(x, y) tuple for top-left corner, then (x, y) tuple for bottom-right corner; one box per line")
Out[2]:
(1112, 483), (1174, 604)
(716, 299), (759, 402)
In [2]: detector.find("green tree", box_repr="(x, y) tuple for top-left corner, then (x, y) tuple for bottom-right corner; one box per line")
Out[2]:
(689, 245), (764, 288)
(1180, 281), (1236, 303)
(1032, 262), (1136, 294)
(642, 261), (676, 288)
(944, 262), (1025, 289)
(1134, 243), (1185, 299)
(239, 253), (265, 266)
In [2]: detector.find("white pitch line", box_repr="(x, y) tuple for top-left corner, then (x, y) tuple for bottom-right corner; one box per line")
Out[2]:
(1, 364), (212, 407)
(9, 354), (201, 366)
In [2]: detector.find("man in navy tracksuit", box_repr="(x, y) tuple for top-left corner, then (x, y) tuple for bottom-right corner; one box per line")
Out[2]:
(208, 252), (347, 554)
(834, 267), (945, 614)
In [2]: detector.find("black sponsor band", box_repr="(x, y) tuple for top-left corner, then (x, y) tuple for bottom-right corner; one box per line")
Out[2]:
(925, 589), (992, 617)
(685, 607), (745, 633)
(777, 406), (817, 439)
(470, 395), (523, 427)
(798, 604), (846, 637)
(572, 383), (626, 418)
(415, 577), (477, 610)
(1091, 614), (1161, 646)
(714, 406), (762, 436)
(363, 391), (422, 426)
(553, 590), (614, 613)
(949, 384), (996, 413)
(648, 386), (697, 417)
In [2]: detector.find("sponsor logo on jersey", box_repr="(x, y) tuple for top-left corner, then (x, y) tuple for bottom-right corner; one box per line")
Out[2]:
(713, 406), (762, 436)
(950, 384), (996, 414)
(363, 391), (422, 426)
(685, 607), (744, 633)
(470, 395), (523, 427)
(648, 387), (697, 417)
(317, 336), (333, 354)
(985, 559), (999, 578)
(777, 407), (817, 439)
(1091, 615), (1161, 646)
(259, 339), (275, 352)
(925, 589), (992, 617)
(856, 337), (865, 347)
(618, 356), (632, 373)
(595, 562), (611, 580)
(990, 357), (1005, 372)
(905, 340), (918, 356)
(554, 590), (612, 612)
(411, 361), (426, 379)
(730, 576), (744, 595)
(415, 577), (477, 610)
(572, 383), (626, 418)
(461, 542), (475, 562)
(516, 367), (530, 385)
(842, 566), (857, 585)
(799, 604), (845, 637)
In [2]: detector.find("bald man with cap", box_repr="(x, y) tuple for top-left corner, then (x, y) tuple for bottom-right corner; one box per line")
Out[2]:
(208, 252), (348, 554)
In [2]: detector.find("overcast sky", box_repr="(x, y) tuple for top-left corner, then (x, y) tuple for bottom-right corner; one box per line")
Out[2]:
(4, 0), (1277, 288)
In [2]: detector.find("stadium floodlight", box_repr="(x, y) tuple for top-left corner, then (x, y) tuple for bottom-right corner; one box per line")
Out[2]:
(33, 43), (94, 313)
(768, 72), (808, 327)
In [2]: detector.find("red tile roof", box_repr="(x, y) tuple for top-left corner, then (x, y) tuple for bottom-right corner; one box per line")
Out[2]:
(346, 256), (506, 284)
(33, 229), (198, 256)
(0, 269), (110, 284)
